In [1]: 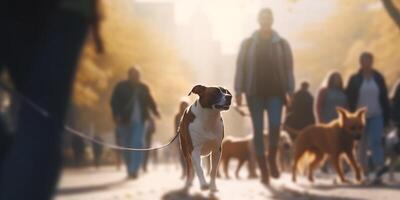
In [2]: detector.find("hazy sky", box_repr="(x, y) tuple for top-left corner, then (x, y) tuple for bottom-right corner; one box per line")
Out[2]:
(136, 0), (336, 53)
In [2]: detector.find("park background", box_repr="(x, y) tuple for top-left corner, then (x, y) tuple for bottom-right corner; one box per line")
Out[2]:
(65, 0), (400, 165)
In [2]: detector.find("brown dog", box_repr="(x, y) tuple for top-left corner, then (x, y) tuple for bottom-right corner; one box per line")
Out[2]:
(219, 131), (293, 179)
(220, 135), (257, 179)
(292, 107), (366, 183)
(179, 85), (231, 192)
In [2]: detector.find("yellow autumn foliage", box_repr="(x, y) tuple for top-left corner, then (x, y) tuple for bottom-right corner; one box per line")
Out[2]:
(72, 0), (192, 135)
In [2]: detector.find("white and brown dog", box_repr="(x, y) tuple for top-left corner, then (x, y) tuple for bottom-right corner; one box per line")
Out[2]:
(178, 85), (232, 192)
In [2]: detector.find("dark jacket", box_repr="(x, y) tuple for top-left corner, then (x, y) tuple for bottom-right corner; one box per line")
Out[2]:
(284, 89), (315, 130)
(110, 80), (158, 123)
(345, 70), (390, 126)
(234, 30), (294, 100)
(392, 81), (400, 128)
(1, 0), (59, 24)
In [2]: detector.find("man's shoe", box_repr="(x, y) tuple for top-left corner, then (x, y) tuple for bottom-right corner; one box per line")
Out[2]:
(268, 146), (280, 178)
(256, 155), (270, 185)
(128, 173), (138, 180)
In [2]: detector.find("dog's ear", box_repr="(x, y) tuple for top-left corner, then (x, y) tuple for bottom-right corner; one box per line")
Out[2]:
(355, 107), (367, 120)
(336, 107), (348, 125)
(336, 107), (348, 117)
(188, 85), (206, 96)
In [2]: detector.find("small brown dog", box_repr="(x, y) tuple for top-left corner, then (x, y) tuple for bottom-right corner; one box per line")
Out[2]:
(220, 135), (257, 179)
(292, 107), (366, 183)
(220, 131), (293, 179)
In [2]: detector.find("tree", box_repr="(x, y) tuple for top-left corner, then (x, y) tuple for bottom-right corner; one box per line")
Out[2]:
(72, 0), (193, 137)
(381, 0), (400, 28)
(294, 0), (400, 91)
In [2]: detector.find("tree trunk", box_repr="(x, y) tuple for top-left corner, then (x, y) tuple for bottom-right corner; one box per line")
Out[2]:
(381, 0), (400, 28)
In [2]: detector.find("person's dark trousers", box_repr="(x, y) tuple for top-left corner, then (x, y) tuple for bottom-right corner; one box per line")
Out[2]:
(373, 126), (400, 181)
(142, 132), (153, 172)
(71, 134), (86, 166)
(93, 144), (103, 168)
(0, 9), (89, 200)
(246, 95), (284, 180)
(0, 120), (11, 163)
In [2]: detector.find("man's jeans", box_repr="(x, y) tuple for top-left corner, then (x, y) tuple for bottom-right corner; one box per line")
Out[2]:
(246, 96), (283, 157)
(117, 121), (145, 176)
(358, 115), (385, 173)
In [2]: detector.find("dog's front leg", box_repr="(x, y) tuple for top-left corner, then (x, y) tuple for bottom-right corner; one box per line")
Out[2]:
(330, 154), (348, 183)
(192, 149), (209, 190)
(209, 148), (221, 192)
(345, 151), (361, 182)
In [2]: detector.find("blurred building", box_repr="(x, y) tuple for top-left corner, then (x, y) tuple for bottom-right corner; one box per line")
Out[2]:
(133, 1), (176, 41)
(175, 9), (224, 85)
(132, 0), (234, 86)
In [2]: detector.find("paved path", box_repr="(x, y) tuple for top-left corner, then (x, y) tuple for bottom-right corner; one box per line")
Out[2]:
(56, 164), (400, 200)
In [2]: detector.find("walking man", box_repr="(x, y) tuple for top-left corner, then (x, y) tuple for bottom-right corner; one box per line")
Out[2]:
(346, 52), (390, 181)
(111, 67), (160, 179)
(234, 7), (294, 185)
(284, 81), (315, 131)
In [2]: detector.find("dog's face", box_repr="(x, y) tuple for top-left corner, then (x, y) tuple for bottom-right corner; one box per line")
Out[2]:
(188, 85), (232, 111)
(336, 107), (367, 140)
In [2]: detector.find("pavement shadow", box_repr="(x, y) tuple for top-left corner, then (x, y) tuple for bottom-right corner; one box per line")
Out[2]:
(265, 185), (364, 200)
(309, 182), (400, 191)
(57, 178), (128, 196)
(161, 189), (219, 200)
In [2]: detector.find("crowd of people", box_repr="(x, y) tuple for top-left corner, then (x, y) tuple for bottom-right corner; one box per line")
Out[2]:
(284, 53), (400, 183)
(233, 7), (400, 185)
(108, 7), (400, 187)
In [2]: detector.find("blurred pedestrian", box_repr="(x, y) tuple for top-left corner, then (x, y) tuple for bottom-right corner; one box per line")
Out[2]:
(71, 134), (86, 166)
(315, 71), (348, 173)
(234, 7), (295, 184)
(346, 52), (390, 179)
(392, 80), (400, 133)
(174, 98), (189, 178)
(316, 71), (348, 124)
(110, 67), (160, 179)
(92, 135), (103, 169)
(284, 81), (315, 131)
(142, 117), (156, 172)
(0, 0), (103, 199)
(372, 80), (400, 184)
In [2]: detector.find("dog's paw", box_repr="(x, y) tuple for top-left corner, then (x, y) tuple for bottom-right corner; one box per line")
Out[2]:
(181, 186), (190, 194)
(341, 179), (350, 184)
(248, 174), (258, 179)
(183, 182), (192, 191)
(355, 173), (362, 182)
